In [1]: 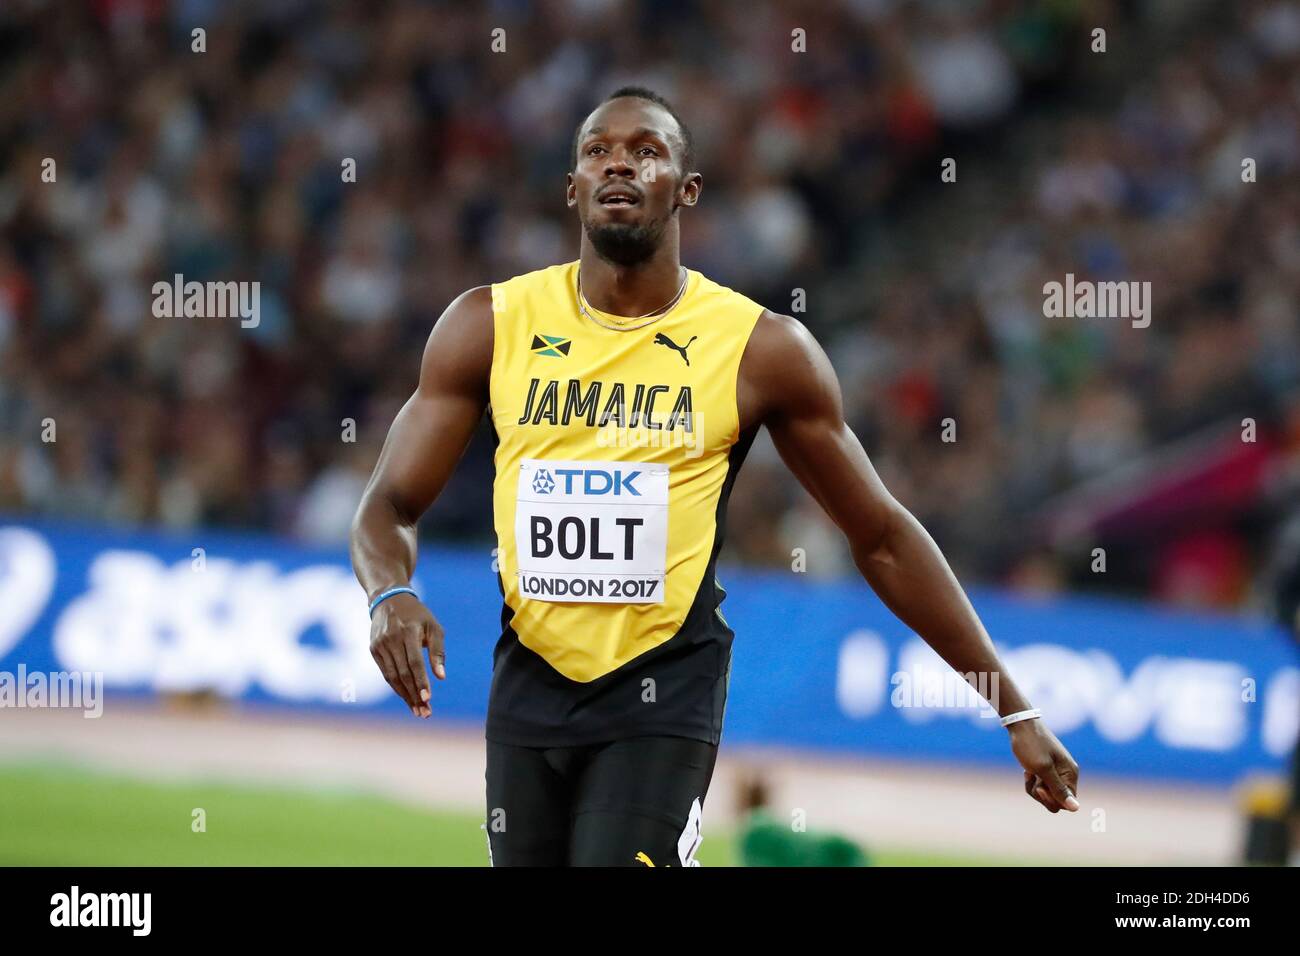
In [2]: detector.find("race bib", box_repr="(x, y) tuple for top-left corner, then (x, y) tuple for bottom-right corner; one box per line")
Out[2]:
(514, 459), (668, 604)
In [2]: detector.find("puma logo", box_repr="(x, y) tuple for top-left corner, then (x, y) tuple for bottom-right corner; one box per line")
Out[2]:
(654, 333), (697, 366)
(635, 851), (655, 867)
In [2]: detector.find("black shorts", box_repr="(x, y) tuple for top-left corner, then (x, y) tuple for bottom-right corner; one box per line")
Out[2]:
(484, 734), (719, 866)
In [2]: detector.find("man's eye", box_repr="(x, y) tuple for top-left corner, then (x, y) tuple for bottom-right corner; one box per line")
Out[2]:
(639, 147), (658, 156)
(587, 145), (605, 155)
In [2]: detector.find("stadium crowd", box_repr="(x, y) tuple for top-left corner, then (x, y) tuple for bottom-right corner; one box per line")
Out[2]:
(0, 0), (1297, 610)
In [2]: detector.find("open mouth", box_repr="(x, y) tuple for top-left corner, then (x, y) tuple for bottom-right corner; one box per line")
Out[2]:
(599, 191), (640, 206)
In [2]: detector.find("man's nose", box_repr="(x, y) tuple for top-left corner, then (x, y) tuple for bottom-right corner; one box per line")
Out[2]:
(603, 147), (636, 176)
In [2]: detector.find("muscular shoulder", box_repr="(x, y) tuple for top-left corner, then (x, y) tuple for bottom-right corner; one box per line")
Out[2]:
(417, 285), (494, 399)
(438, 284), (494, 330)
(738, 310), (841, 429)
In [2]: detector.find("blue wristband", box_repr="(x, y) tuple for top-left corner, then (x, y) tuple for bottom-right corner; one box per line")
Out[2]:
(369, 586), (418, 617)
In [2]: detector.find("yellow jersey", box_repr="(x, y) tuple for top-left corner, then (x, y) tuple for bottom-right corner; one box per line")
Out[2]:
(484, 260), (764, 746)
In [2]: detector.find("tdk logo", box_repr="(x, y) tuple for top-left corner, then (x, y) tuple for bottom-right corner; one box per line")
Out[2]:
(532, 469), (556, 495)
(545, 468), (641, 496)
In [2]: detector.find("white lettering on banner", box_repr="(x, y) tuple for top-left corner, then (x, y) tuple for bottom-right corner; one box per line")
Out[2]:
(1012, 644), (1247, 750)
(51, 550), (387, 702)
(514, 459), (668, 604)
(1150, 658), (1248, 751)
(1263, 668), (1300, 757)
(845, 636), (1282, 754)
(835, 630), (889, 717)
(0, 526), (57, 658)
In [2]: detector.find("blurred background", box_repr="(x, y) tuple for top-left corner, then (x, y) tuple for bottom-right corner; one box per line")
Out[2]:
(0, 0), (1298, 866)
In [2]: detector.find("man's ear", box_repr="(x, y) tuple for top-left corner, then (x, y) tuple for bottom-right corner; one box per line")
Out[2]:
(566, 172), (577, 208)
(677, 172), (703, 209)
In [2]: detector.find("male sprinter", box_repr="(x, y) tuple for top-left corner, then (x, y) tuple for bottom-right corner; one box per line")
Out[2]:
(350, 87), (1080, 867)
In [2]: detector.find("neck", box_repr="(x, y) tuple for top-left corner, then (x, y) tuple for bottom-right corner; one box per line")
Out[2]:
(577, 233), (683, 317)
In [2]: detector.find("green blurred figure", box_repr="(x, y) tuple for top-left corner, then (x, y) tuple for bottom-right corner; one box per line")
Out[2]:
(734, 771), (869, 867)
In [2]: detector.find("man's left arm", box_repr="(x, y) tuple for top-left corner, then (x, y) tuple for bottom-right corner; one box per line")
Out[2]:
(740, 310), (1080, 813)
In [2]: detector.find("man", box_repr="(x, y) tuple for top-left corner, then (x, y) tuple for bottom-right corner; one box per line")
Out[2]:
(350, 87), (1080, 867)
(1267, 514), (1300, 865)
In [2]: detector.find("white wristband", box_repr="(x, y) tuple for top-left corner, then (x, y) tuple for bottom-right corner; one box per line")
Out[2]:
(1000, 708), (1042, 728)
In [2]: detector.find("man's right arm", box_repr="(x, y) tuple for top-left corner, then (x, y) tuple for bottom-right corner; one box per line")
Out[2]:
(349, 286), (494, 717)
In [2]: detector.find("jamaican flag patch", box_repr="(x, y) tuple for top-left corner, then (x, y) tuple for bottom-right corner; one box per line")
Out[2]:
(530, 334), (571, 357)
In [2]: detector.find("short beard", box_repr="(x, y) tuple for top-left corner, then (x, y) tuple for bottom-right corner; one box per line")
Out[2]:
(583, 216), (669, 267)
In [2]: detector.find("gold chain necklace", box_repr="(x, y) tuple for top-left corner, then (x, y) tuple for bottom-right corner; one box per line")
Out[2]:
(577, 268), (688, 331)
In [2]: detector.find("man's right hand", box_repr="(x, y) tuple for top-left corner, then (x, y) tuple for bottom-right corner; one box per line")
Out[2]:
(369, 593), (446, 718)
(349, 287), (490, 718)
